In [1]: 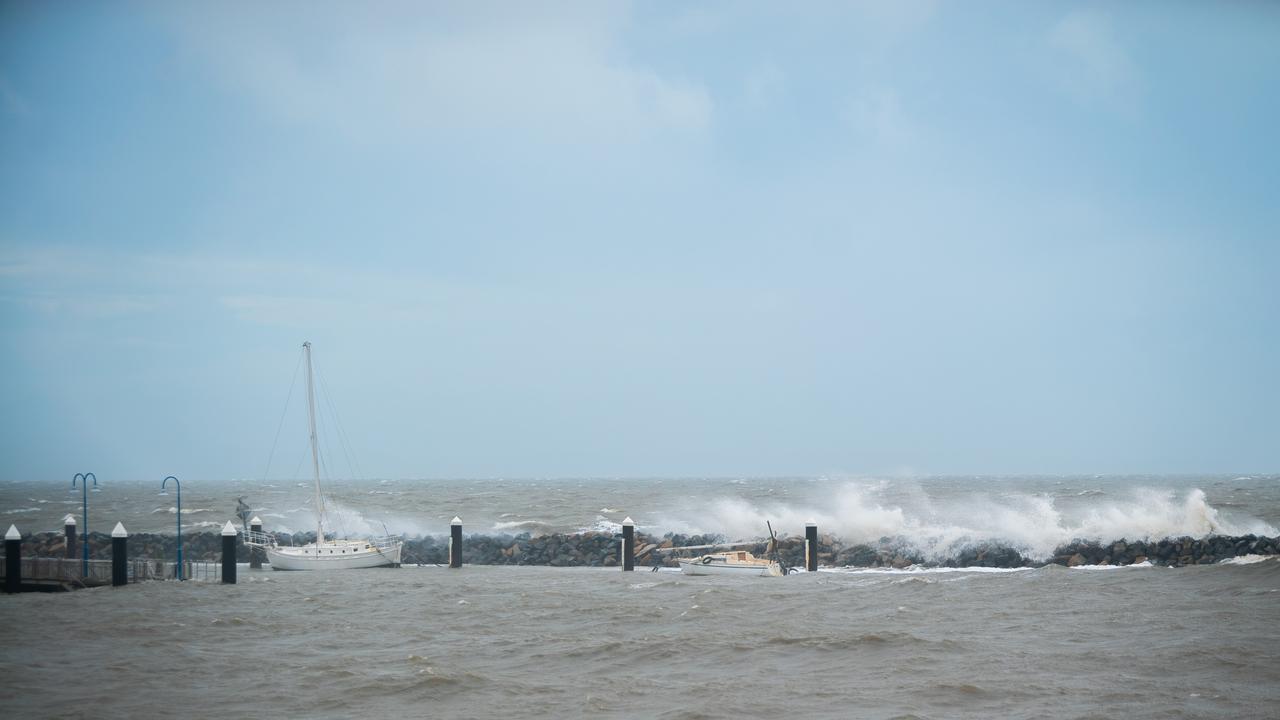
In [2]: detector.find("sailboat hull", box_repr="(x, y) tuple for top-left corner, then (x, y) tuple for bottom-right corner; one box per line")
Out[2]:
(266, 540), (403, 571)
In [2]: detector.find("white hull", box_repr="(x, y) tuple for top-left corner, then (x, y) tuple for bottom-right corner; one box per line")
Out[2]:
(266, 540), (402, 571)
(679, 554), (785, 577)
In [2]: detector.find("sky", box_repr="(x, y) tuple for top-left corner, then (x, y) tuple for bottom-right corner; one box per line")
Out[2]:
(1, 1), (1277, 481)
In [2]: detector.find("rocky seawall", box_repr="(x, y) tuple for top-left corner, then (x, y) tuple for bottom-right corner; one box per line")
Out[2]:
(9, 530), (1279, 569)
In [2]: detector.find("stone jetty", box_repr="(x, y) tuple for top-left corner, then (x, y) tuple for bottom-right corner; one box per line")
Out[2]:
(7, 529), (1278, 570)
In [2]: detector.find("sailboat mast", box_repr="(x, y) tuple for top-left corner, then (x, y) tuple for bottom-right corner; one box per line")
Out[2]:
(303, 341), (324, 546)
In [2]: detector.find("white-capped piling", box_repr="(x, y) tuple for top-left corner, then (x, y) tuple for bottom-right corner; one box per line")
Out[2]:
(249, 516), (263, 570)
(64, 514), (77, 560)
(449, 517), (463, 568)
(221, 521), (237, 584)
(805, 520), (818, 572)
(621, 517), (635, 571)
(5, 524), (20, 593)
(111, 522), (128, 587)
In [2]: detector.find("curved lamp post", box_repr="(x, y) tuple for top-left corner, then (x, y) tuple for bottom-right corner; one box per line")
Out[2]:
(162, 476), (183, 581)
(71, 472), (98, 578)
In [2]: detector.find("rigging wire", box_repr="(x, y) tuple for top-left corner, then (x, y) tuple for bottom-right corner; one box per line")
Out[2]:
(290, 443), (308, 492)
(317, 364), (367, 485)
(313, 356), (368, 541)
(311, 372), (350, 541)
(260, 348), (304, 482)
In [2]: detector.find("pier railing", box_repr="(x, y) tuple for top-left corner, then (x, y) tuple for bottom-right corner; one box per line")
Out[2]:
(243, 528), (273, 547)
(0, 557), (224, 586)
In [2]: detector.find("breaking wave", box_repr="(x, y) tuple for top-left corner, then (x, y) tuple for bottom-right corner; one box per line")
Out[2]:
(491, 519), (557, 534)
(651, 484), (1278, 561)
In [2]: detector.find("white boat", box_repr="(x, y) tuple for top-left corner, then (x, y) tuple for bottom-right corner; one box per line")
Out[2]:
(678, 550), (786, 577)
(264, 537), (402, 571)
(245, 342), (403, 570)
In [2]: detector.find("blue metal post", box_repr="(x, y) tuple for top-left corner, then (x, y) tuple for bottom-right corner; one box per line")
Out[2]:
(162, 476), (183, 580)
(71, 472), (98, 578)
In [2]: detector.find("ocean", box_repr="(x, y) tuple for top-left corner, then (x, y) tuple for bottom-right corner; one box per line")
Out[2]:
(2, 475), (1278, 718)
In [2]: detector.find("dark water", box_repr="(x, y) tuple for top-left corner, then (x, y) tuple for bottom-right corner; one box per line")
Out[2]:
(2, 561), (1278, 719)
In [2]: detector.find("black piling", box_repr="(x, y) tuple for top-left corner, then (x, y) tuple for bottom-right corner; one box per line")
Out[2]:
(64, 515), (78, 560)
(805, 521), (819, 572)
(449, 517), (463, 568)
(5, 525), (20, 594)
(621, 517), (635, 571)
(221, 521), (237, 584)
(111, 522), (128, 587)
(249, 517), (263, 570)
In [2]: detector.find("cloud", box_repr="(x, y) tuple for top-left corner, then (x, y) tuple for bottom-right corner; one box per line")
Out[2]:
(158, 2), (712, 146)
(1048, 9), (1139, 109)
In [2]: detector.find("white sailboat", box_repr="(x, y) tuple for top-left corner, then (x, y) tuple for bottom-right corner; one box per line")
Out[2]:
(245, 342), (403, 570)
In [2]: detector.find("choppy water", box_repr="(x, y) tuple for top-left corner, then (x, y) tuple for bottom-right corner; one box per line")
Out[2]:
(1, 561), (1278, 719)
(3, 475), (1279, 718)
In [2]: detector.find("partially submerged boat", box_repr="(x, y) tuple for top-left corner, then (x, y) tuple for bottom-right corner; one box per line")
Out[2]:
(678, 549), (786, 577)
(245, 342), (403, 570)
(673, 522), (792, 577)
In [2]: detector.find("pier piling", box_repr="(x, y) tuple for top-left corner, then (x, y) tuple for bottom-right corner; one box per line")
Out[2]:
(250, 517), (263, 570)
(5, 525), (20, 593)
(64, 515), (77, 560)
(221, 521), (237, 584)
(621, 517), (635, 571)
(805, 521), (818, 572)
(111, 522), (128, 587)
(449, 517), (463, 568)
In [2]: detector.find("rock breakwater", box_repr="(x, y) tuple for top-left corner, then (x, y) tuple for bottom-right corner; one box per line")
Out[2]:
(8, 530), (1278, 569)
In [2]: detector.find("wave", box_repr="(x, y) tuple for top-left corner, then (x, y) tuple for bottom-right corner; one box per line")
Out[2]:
(1218, 554), (1278, 566)
(491, 519), (558, 534)
(579, 515), (623, 534)
(820, 565), (1035, 576)
(1068, 560), (1156, 571)
(648, 484), (1278, 561)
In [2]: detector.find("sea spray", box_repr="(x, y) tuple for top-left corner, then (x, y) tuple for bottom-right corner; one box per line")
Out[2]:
(647, 484), (1279, 562)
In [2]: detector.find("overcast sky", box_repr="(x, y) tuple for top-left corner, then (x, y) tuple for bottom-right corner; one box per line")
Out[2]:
(1, 1), (1277, 481)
